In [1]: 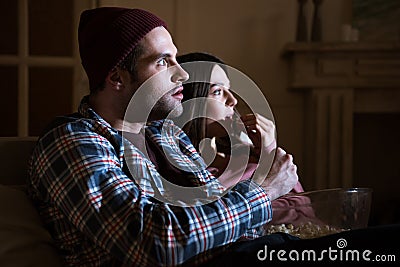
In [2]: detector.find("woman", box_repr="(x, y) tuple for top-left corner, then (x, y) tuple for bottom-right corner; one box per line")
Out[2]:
(175, 56), (400, 266)
(176, 52), (307, 224)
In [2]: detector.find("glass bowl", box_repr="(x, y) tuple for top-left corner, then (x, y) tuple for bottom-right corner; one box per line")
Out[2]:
(262, 188), (372, 239)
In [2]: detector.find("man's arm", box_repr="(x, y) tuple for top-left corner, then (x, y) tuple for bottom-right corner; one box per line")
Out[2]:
(29, 122), (271, 266)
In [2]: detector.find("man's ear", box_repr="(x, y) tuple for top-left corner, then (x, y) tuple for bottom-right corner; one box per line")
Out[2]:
(106, 68), (123, 89)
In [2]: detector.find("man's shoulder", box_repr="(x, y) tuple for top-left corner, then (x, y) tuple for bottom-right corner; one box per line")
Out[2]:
(41, 112), (83, 133)
(39, 113), (88, 137)
(37, 113), (117, 145)
(30, 113), (122, 172)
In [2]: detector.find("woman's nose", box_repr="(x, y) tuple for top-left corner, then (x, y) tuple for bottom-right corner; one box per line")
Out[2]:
(171, 64), (189, 83)
(226, 91), (238, 107)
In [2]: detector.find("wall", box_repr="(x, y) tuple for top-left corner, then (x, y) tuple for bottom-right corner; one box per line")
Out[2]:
(101, 0), (350, 186)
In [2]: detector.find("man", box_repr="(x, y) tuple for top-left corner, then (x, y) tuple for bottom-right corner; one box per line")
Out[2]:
(28, 7), (297, 266)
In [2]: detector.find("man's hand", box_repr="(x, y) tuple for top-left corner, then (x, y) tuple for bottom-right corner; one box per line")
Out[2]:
(259, 147), (298, 201)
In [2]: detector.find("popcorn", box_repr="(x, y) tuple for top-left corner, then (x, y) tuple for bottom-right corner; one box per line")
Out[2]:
(263, 222), (347, 239)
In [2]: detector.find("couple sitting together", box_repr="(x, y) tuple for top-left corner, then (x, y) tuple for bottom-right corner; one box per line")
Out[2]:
(28, 7), (399, 267)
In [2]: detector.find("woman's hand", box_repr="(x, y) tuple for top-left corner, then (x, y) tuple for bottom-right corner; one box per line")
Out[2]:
(240, 113), (276, 155)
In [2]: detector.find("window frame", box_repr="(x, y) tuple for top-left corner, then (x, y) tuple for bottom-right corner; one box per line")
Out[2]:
(0, 0), (96, 137)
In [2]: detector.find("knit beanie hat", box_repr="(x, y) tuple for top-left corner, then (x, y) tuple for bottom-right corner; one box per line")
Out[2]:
(78, 7), (167, 90)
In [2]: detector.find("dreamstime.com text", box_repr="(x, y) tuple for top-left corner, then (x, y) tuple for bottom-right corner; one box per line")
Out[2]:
(257, 238), (396, 263)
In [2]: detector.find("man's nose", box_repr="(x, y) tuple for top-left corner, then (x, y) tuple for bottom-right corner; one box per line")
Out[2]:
(171, 64), (189, 83)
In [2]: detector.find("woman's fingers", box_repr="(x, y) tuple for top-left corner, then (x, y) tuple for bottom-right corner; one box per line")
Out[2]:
(241, 113), (275, 133)
(239, 113), (276, 150)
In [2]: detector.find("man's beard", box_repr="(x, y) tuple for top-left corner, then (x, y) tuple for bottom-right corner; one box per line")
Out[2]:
(148, 97), (183, 121)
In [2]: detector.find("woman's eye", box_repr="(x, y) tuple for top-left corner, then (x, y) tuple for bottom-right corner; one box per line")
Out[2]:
(157, 58), (167, 66)
(210, 88), (222, 96)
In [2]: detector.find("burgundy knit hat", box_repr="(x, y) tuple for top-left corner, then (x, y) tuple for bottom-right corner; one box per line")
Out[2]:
(78, 7), (167, 90)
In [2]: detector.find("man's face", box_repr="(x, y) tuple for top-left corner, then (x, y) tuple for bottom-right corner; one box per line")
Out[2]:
(128, 27), (189, 121)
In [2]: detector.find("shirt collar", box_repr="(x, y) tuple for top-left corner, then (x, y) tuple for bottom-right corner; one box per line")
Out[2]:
(78, 95), (113, 129)
(78, 95), (177, 132)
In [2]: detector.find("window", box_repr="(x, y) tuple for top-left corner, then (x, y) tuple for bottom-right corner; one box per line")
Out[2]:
(0, 0), (95, 137)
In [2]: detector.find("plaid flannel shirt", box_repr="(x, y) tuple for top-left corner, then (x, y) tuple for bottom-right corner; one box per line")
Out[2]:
(28, 96), (272, 266)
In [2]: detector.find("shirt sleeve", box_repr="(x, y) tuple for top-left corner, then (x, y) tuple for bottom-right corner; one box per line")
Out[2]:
(29, 121), (272, 266)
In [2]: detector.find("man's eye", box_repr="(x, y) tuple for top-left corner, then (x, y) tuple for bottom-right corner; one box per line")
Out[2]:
(157, 58), (167, 66)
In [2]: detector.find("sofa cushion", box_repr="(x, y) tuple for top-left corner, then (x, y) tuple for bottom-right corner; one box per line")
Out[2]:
(0, 185), (63, 267)
(0, 138), (37, 185)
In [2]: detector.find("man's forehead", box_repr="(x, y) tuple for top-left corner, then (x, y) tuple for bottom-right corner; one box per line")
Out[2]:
(138, 26), (177, 57)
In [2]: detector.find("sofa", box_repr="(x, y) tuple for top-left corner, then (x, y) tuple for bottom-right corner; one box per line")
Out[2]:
(0, 138), (63, 266)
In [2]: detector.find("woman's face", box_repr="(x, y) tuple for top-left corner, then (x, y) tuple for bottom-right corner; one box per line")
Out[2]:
(205, 64), (238, 137)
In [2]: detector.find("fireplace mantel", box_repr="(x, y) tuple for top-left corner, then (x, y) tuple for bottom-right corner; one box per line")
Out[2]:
(284, 42), (400, 190)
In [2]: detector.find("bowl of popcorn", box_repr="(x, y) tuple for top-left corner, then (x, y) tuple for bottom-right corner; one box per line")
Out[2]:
(263, 188), (372, 239)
